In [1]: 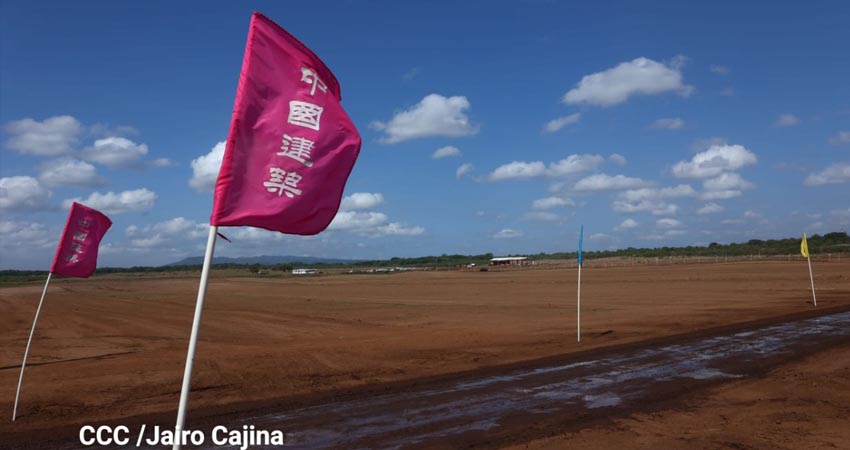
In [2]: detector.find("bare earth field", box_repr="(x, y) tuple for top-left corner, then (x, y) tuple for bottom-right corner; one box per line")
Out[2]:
(1, 260), (848, 448)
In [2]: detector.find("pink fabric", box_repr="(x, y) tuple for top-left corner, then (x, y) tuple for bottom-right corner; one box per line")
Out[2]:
(50, 202), (112, 278)
(211, 12), (361, 235)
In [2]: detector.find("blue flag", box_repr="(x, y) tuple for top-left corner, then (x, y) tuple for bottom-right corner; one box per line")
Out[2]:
(578, 224), (583, 266)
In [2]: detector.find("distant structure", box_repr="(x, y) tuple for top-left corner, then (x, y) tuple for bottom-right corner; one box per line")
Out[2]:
(292, 268), (318, 275)
(489, 256), (531, 267)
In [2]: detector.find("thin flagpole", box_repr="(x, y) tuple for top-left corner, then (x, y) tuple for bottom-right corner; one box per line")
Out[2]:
(807, 256), (817, 307)
(13, 272), (53, 421)
(577, 263), (581, 343)
(173, 225), (218, 450)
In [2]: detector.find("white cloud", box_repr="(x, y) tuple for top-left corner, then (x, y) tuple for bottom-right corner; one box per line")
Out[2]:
(340, 192), (384, 211)
(656, 218), (682, 228)
(38, 157), (105, 188)
(608, 154), (627, 166)
(829, 131), (850, 145)
(328, 210), (424, 237)
(532, 196), (574, 210)
(563, 56), (693, 107)
(547, 154), (606, 177)
(3, 115), (83, 156)
(543, 113), (581, 133)
(574, 174), (651, 191)
(493, 228), (523, 239)
(189, 141), (225, 192)
(701, 190), (743, 200)
(371, 94), (478, 144)
(710, 65), (730, 75)
(488, 154), (605, 181)
(697, 202), (724, 214)
(743, 210), (762, 219)
(651, 117), (685, 130)
(615, 218), (639, 230)
(703, 172), (754, 191)
(617, 185), (696, 202)
(80, 136), (169, 169)
(63, 188), (157, 214)
(0, 176), (52, 211)
(432, 145), (462, 159)
(773, 113), (800, 128)
(804, 162), (850, 186)
(671, 144), (757, 179)
(0, 220), (54, 249)
(456, 163), (475, 179)
(589, 233), (610, 241)
(488, 161), (546, 181)
(124, 217), (209, 249)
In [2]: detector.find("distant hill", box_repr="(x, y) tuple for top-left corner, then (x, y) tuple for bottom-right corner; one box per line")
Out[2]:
(166, 255), (361, 266)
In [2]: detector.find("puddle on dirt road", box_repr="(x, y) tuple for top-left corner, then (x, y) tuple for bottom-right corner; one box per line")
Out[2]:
(60, 311), (850, 450)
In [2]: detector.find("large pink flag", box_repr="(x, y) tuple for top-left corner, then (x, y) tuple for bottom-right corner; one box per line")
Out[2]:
(211, 12), (361, 234)
(50, 202), (112, 278)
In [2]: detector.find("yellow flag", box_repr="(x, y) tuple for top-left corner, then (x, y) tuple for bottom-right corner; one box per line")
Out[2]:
(801, 233), (809, 258)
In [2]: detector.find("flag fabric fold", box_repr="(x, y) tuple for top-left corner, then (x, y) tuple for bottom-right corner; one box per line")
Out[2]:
(211, 12), (362, 235)
(577, 224), (584, 265)
(801, 232), (809, 258)
(50, 202), (112, 278)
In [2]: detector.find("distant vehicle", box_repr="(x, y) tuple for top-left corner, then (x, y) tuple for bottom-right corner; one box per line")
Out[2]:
(292, 268), (318, 275)
(465, 263), (476, 268)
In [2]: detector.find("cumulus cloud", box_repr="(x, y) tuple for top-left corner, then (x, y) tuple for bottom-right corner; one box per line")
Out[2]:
(80, 136), (169, 169)
(63, 188), (157, 214)
(0, 176), (52, 211)
(488, 154), (604, 181)
(3, 115), (83, 156)
(431, 145), (462, 159)
(189, 141), (225, 192)
(493, 228), (523, 239)
(701, 190), (743, 200)
(573, 174), (651, 191)
(804, 162), (850, 186)
(651, 118), (685, 130)
(656, 218), (682, 228)
(524, 211), (561, 221)
(0, 220), (54, 249)
(456, 163), (474, 179)
(125, 217), (208, 248)
(615, 218), (639, 230)
(697, 202), (724, 214)
(340, 192), (384, 211)
(532, 196), (574, 210)
(371, 94), (478, 144)
(612, 187), (686, 216)
(543, 113), (581, 133)
(773, 113), (800, 128)
(829, 131), (850, 145)
(703, 172), (754, 191)
(563, 56), (693, 107)
(38, 157), (105, 188)
(608, 154), (627, 166)
(328, 211), (423, 237)
(671, 144), (757, 179)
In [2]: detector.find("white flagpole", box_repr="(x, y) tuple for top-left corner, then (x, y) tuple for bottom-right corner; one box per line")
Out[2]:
(577, 262), (582, 343)
(13, 272), (53, 421)
(173, 225), (218, 450)
(807, 256), (817, 307)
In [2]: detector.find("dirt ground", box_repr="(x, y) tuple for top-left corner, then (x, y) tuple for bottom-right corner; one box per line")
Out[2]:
(1, 260), (848, 445)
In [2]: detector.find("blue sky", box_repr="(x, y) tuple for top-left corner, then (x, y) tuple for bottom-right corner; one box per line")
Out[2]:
(1, 0), (848, 269)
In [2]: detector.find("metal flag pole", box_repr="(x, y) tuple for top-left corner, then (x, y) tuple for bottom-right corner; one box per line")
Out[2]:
(13, 272), (53, 421)
(577, 262), (582, 343)
(173, 225), (218, 450)
(577, 224), (583, 343)
(807, 256), (817, 307)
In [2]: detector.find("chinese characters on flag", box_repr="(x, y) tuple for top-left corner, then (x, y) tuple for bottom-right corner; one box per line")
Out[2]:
(50, 202), (112, 278)
(211, 12), (362, 234)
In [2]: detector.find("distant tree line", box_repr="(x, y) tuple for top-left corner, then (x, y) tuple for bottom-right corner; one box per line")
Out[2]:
(2, 232), (846, 282)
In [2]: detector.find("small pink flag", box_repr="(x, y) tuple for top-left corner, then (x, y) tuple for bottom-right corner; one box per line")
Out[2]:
(50, 202), (112, 278)
(211, 12), (362, 235)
